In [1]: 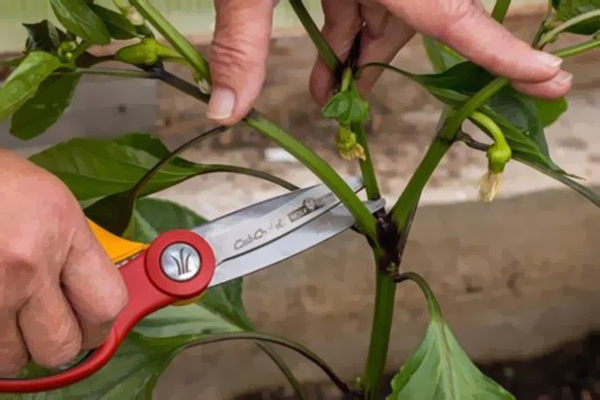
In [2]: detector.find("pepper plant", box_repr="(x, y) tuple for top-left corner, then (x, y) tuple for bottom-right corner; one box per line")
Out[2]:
(1, 0), (600, 398)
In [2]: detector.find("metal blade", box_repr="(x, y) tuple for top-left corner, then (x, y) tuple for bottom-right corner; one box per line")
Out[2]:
(208, 198), (384, 287)
(195, 176), (364, 264)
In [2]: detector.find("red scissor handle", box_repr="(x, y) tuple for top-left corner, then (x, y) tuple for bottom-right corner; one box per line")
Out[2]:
(0, 230), (216, 393)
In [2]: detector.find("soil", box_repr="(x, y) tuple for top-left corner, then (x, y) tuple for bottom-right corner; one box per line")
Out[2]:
(235, 331), (600, 400)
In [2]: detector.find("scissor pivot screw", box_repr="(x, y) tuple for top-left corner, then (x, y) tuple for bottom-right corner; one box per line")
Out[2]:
(160, 243), (202, 282)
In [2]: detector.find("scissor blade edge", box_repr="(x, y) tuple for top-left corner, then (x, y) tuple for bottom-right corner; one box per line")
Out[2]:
(208, 199), (385, 288)
(191, 175), (364, 237)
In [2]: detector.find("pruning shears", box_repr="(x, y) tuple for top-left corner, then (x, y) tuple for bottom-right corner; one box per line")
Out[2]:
(0, 176), (384, 393)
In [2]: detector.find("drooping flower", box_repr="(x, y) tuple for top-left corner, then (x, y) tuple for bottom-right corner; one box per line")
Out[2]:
(478, 170), (502, 202)
(336, 125), (366, 161)
(478, 140), (511, 202)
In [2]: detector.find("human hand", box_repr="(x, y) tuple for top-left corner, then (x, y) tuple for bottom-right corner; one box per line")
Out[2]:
(310, 0), (572, 106)
(206, 0), (571, 125)
(0, 149), (127, 375)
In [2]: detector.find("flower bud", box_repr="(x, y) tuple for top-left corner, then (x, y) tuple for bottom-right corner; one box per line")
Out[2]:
(58, 40), (78, 63)
(116, 38), (158, 65)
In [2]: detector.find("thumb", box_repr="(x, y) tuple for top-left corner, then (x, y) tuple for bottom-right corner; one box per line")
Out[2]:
(207, 0), (275, 124)
(381, 0), (564, 84)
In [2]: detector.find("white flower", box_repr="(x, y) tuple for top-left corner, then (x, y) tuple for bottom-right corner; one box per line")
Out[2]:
(478, 171), (502, 202)
(127, 8), (145, 26)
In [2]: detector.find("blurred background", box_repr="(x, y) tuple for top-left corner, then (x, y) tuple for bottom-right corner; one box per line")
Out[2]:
(3, 1), (600, 399)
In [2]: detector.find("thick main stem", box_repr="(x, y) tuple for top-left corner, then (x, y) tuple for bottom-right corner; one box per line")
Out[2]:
(362, 106), (452, 397)
(362, 271), (397, 399)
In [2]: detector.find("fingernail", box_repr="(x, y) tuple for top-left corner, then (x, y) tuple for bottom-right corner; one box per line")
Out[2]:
(533, 51), (563, 69)
(206, 87), (235, 120)
(552, 70), (573, 85)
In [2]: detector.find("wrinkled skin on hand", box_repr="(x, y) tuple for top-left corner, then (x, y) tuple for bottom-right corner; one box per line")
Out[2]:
(0, 149), (127, 375)
(206, 0), (573, 125)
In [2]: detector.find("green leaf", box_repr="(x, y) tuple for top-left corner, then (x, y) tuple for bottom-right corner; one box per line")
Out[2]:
(0, 52), (62, 124)
(30, 138), (205, 208)
(23, 20), (67, 52)
(112, 133), (197, 168)
(535, 97), (568, 127)
(127, 197), (207, 243)
(28, 135), (207, 208)
(31, 133), (295, 234)
(89, 4), (138, 40)
(421, 36), (464, 73)
(321, 86), (370, 125)
(553, 0), (600, 35)
(50, 0), (111, 45)
(10, 73), (81, 140)
(201, 278), (254, 331)
(513, 153), (600, 206)
(387, 274), (514, 400)
(387, 317), (515, 399)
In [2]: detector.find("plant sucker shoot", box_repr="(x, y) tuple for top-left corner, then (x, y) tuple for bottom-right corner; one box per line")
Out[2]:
(1, 0), (600, 398)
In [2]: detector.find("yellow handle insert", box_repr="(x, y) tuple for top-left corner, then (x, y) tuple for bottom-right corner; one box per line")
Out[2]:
(86, 218), (204, 306)
(86, 218), (148, 265)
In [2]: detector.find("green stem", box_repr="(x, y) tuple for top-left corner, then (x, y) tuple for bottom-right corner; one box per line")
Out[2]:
(388, 136), (452, 228)
(364, 69), (511, 392)
(67, 68), (154, 79)
(470, 111), (508, 149)
(539, 9), (600, 46)
(130, 0), (211, 82)
(183, 332), (354, 396)
(491, 0), (511, 23)
(458, 131), (490, 152)
(287, 2), (379, 234)
(553, 37), (600, 58)
(72, 41), (92, 60)
(394, 272), (442, 318)
(361, 109), (449, 398)
(199, 164), (299, 191)
(288, 0), (341, 72)
(351, 122), (380, 201)
(390, 77), (508, 227)
(362, 273), (396, 399)
(439, 78), (508, 141)
(531, 0), (555, 47)
(128, 126), (229, 203)
(256, 343), (309, 399)
(246, 113), (378, 241)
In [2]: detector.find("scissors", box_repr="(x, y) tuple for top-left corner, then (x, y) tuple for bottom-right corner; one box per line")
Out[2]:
(0, 176), (384, 393)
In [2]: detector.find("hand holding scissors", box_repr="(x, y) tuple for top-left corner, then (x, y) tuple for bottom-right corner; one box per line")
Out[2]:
(0, 176), (384, 393)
